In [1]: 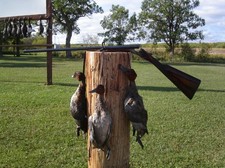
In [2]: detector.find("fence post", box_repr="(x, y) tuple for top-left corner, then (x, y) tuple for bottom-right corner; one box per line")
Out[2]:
(46, 0), (52, 85)
(85, 51), (131, 168)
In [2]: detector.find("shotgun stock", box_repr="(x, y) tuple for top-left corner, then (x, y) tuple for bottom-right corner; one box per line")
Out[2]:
(24, 45), (201, 99)
(131, 49), (201, 100)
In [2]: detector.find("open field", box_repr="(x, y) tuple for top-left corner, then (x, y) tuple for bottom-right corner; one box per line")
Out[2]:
(142, 47), (225, 56)
(209, 48), (225, 55)
(0, 54), (225, 167)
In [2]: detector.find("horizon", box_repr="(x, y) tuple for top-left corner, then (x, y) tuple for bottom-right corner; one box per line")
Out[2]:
(0, 0), (225, 44)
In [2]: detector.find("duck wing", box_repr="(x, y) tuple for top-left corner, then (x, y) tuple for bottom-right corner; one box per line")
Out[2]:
(70, 84), (86, 119)
(124, 94), (147, 123)
(88, 107), (112, 149)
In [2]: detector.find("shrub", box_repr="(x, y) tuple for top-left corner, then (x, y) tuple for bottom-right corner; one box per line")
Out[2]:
(180, 43), (196, 61)
(196, 43), (212, 61)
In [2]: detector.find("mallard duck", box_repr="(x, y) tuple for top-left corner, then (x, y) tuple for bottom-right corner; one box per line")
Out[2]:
(27, 18), (32, 37)
(2, 20), (8, 39)
(39, 18), (44, 36)
(88, 85), (112, 160)
(70, 72), (88, 136)
(119, 64), (148, 149)
(46, 20), (51, 36)
(7, 19), (12, 37)
(12, 19), (17, 37)
(22, 18), (27, 37)
(17, 19), (22, 37)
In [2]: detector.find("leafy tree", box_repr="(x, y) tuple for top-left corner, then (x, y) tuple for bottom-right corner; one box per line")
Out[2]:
(0, 22), (6, 56)
(52, 0), (103, 57)
(139, 0), (205, 55)
(99, 5), (137, 45)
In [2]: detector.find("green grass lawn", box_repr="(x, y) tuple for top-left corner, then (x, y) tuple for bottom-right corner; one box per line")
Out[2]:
(0, 54), (225, 167)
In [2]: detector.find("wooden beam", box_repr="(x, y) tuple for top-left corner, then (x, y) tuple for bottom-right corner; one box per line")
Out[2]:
(46, 0), (53, 85)
(0, 44), (54, 48)
(0, 14), (48, 21)
(0, 0), (54, 85)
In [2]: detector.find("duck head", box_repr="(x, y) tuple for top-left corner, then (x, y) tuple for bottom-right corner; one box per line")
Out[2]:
(118, 64), (137, 81)
(89, 85), (104, 95)
(72, 71), (85, 81)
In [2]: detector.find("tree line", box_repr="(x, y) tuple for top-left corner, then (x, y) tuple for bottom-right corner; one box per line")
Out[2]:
(1, 0), (205, 58)
(52, 0), (205, 57)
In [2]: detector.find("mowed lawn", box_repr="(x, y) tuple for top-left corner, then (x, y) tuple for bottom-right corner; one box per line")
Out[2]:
(0, 54), (225, 168)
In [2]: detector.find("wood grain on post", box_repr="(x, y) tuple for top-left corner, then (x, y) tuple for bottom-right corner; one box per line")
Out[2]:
(85, 51), (131, 168)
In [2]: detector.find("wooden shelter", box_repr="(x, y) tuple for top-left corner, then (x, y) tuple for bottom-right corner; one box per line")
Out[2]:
(0, 0), (53, 85)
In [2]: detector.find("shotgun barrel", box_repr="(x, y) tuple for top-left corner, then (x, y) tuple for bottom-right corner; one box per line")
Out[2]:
(131, 49), (201, 100)
(23, 44), (141, 53)
(24, 45), (201, 99)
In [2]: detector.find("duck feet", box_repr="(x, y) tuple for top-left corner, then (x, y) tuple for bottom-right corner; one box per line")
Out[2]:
(76, 127), (80, 137)
(106, 146), (111, 160)
(132, 126), (136, 136)
(136, 135), (144, 149)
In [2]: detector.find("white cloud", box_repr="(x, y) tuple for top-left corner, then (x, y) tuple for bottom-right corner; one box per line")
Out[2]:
(196, 1), (225, 23)
(0, 0), (224, 43)
(194, 0), (225, 42)
(75, 0), (225, 43)
(73, 0), (142, 43)
(0, 0), (46, 17)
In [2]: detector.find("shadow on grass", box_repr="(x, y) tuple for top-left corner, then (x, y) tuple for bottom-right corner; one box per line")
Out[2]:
(169, 62), (225, 67)
(137, 85), (179, 92)
(198, 88), (225, 93)
(0, 79), (45, 83)
(0, 54), (46, 62)
(134, 60), (225, 67)
(53, 82), (75, 87)
(137, 85), (225, 93)
(0, 62), (46, 68)
(0, 80), (75, 87)
(0, 55), (47, 68)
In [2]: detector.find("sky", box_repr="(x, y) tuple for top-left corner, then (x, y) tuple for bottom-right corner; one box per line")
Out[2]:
(0, 0), (225, 44)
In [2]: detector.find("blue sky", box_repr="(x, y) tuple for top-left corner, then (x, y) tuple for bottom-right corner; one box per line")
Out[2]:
(1, 0), (225, 44)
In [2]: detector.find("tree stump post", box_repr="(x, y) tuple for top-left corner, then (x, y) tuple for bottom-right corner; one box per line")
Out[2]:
(85, 51), (131, 168)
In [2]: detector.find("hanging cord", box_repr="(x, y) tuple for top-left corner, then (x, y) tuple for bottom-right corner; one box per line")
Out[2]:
(100, 40), (106, 52)
(82, 53), (86, 74)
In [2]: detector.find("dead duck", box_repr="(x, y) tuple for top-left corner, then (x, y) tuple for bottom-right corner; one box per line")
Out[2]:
(39, 18), (44, 36)
(119, 64), (148, 149)
(70, 71), (88, 137)
(7, 19), (12, 37)
(17, 19), (22, 37)
(2, 20), (8, 39)
(88, 85), (112, 160)
(46, 19), (51, 36)
(27, 18), (33, 37)
(12, 19), (17, 37)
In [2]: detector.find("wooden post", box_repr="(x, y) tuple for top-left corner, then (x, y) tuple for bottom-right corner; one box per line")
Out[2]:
(46, 0), (53, 85)
(85, 51), (131, 168)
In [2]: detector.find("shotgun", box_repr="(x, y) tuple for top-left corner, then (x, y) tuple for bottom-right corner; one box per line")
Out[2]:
(131, 49), (201, 100)
(24, 45), (201, 99)
(23, 44), (141, 53)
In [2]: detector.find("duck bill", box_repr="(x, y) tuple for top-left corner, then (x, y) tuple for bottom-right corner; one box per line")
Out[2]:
(89, 88), (97, 93)
(72, 72), (78, 78)
(118, 64), (129, 73)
